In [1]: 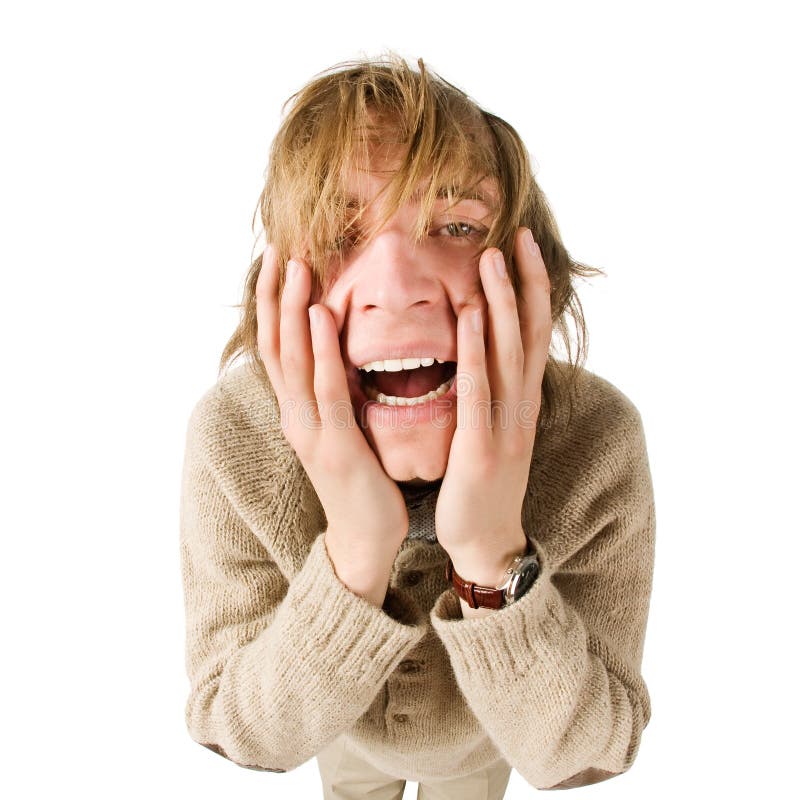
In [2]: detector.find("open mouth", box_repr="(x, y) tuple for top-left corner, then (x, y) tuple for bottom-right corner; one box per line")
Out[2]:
(358, 359), (457, 407)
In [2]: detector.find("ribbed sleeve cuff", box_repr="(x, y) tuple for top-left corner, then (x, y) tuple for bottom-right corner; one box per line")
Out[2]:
(278, 533), (428, 683)
(209, 533), (430, 770)
(429, 566), (573, 683)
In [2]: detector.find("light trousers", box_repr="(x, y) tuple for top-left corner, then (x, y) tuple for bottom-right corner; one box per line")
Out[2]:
(316, 734), (512, 800)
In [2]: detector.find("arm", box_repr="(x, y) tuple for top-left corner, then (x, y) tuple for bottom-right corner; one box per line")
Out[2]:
(431, 408), (655, 790)
(180, 422), (427, 772)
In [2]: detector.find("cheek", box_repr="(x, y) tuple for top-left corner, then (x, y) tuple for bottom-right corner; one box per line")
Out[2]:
(443, 283), (483, 321)
(314, 264), (355, 316)
(311, 283), (346, 333)
(437, 252), (483, 298)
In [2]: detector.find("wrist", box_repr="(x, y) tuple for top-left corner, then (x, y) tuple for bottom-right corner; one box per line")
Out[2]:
(459, 599), (498, 619)
(324, 529), (399, 609)
(446, 528), (539, 619)
(447, 527), (529, 587)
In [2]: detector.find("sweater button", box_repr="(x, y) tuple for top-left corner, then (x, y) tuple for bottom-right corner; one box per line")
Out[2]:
(393, 713), (409, 724)
(403, 571), (422, 586)
(397, 660), (421, 674)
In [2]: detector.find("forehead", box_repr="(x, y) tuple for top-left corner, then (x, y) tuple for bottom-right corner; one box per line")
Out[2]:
(334, 108), (500, 216)
(341, 144), (500, 216)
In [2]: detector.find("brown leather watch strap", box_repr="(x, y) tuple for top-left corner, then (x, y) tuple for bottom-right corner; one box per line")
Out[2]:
(445, 559), (505, 609)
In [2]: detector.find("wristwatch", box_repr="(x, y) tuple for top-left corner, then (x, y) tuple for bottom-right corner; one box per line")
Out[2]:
(445, 538), (540, 610)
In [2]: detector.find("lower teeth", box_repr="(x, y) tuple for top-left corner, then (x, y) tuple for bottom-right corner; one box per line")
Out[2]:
(364, 376), (455, 406)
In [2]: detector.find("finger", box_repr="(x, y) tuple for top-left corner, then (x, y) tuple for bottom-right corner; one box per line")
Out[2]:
(279, 257), (316, 405)
(308, 304), (356, 433)
(478, 247), (525, 408)
(515, 228), (553, 403)
(455, 302), (492, 445)
(255, 243), (286, 399)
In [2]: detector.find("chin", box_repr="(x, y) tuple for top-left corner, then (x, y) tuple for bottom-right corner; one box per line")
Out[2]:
(363, 423), (452, 483)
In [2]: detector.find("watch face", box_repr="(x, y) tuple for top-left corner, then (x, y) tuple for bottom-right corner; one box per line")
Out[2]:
(509, 559), (540, 601)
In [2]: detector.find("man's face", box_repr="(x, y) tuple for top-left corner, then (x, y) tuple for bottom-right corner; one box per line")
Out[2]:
(311, 144), (499, 484)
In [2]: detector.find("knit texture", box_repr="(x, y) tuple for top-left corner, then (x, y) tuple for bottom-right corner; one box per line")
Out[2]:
(398, 479), (441, 543)
(179, 361), (656, 788)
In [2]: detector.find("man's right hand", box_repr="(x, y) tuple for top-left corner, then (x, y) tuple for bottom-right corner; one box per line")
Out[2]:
(255, 244), (409, 607)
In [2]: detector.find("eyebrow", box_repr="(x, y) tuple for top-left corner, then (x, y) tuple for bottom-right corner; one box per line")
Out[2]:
(344, 185), (497, 213)
(410, 185), (497, 210)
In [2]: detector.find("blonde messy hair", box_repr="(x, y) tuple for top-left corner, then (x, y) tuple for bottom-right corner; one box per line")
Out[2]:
(219, 53), (605, 430)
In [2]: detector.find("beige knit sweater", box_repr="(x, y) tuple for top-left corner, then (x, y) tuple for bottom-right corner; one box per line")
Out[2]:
(179, 361), (655, 789)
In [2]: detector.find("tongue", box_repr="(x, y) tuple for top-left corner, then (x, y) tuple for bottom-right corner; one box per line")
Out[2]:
(372, 363), (448, 397)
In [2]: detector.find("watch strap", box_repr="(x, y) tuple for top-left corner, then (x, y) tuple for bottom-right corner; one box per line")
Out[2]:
(445, 559), (505, 609)
(444, 538), (534, 610)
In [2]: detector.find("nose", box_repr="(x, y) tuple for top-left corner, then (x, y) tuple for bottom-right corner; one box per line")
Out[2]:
(351, 229), (442, 315)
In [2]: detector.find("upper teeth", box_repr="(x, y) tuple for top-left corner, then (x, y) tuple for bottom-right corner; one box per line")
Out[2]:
(359, 357), (444, 372)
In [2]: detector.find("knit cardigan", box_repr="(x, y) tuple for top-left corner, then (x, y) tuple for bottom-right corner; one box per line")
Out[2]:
(179, 361), (656, 789)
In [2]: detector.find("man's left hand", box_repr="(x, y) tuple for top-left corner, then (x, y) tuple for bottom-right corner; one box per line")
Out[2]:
(435, 227), (552, 597)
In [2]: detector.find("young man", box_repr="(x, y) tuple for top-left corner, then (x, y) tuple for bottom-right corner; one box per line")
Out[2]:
(180, 55), (656, 798)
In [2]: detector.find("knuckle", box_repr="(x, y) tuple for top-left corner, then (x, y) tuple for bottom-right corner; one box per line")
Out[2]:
(312, 371), (334, 400)
(515, 397), (542, 431)
(282, 404), (321, 447)
(326, 398), (354, 429)
(453, 369), (470, 393)
(534, 271), (552, 293)
(281, 349), (303, 374)
(316, 447), (349, 474)
(256, 330), (276, 360)
(504, 346), (524, 370)
(533, 319), (553, 344)
(500, 286), (518, 306)
(255, 269), (276, 301)
(295, 398), (321, 430)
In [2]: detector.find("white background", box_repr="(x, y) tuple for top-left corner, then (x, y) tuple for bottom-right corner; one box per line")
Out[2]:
(1, 0), (797, 796)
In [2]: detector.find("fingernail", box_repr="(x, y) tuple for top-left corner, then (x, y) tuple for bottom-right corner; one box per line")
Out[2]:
(287, 259), (300, 281)
(471, 308), (482, 334)
(493, 251), (507, 280)
(523, 228), (538, 255)
(309, 305), (320, 329)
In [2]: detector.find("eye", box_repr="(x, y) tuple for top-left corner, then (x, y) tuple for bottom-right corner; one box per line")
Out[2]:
(445, 221), (477, 237)
(434, 219), (488, 242)
(333, 225), (361, 252)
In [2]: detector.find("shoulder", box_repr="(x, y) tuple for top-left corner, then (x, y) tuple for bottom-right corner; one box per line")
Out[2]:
(182, 362), (322, 573)
(182, 361), (299, 498)
(185, 362), (285, 456)
(541, 361), (648, 463)
(527, 363), (654, 563)
(187, 361), (278, 433)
